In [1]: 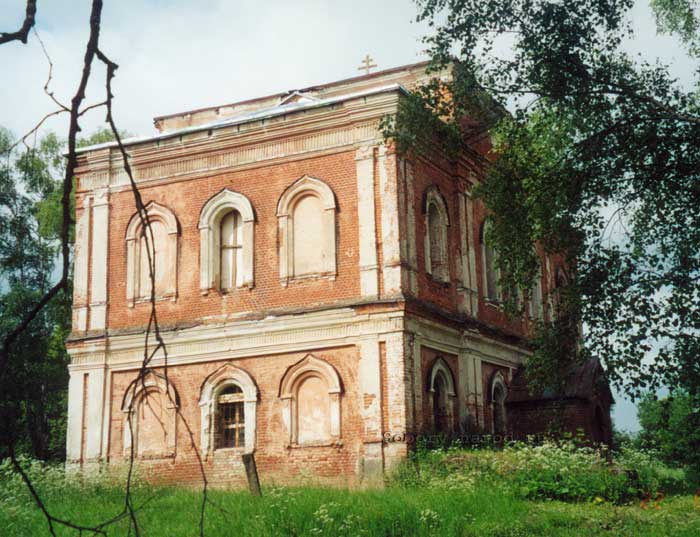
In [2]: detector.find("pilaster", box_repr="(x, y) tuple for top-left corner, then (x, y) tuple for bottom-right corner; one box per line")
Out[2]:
(88, 188), (109, 331)
(65, 370), (85, 464)
(358, 337), (384, 483)
(355, 146), (379, 298)
(464, 190), (479, 313)
(402, 159), (418, 294)
(382, 331), (409, 470)
(378, 145), (402, 296)
(72, 196), (91, 332)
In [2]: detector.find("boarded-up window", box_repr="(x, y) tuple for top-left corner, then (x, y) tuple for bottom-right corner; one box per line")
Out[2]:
(126, 202), (179, 305)
(137, 220), (170, 299)
(432, 372), (450, 433)
(296, 375), (330, 444)
(530, 263), (544, 320)
(428, 203), (447, 280)
(215, 384), (245, 449)
(492, 383), (507, 436)
(292, 195), (325, 276)
(220, 211), (242, 291)
(481, 222), (500, 302)
(136, 389), (170, 457)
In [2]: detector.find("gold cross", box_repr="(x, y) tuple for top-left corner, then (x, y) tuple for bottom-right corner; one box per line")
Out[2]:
(358, 54), (377, 75)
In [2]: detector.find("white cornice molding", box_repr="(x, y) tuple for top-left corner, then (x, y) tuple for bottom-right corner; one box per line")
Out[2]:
(67, 308), (405, 370)
(75, 91), (402, 194)
(76, 84), (407, 155)
(405, 315), (529, 367)
(67, 307), (530, 372)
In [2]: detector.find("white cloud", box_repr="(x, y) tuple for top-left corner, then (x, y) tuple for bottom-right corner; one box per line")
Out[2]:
(0, 0), (428, 138)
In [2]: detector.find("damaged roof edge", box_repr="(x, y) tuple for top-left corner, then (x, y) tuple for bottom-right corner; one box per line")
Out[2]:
(152, 59), (432, 124)
(73, 83), (410, 156)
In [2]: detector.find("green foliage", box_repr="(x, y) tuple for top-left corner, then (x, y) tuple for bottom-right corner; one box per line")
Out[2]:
(652, 0), (700, 55)
(0, 125), (119, 460)
(397, 1), (700, 400)
(1, 454), (699, 536)
(0, 127), (71, 460)
(394, 440), (688, 504)
(637, 391), (700, 481)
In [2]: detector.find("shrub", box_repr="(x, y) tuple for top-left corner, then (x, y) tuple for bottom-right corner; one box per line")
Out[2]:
(393, 439), (688, 504)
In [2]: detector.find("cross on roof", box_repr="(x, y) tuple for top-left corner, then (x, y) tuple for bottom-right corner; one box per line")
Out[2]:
(357, 54), (378, 75)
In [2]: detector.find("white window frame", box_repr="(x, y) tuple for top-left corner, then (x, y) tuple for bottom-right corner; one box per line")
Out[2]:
(198, 189), (255, 294)
(278, 354), (342, 446)
(423, 186), (451, 283)
(427, 357), (457, 432)
(199, 363), (258, 457)
(121, 371), (179, 459)
(529, 260), (545, 321)
(125, 201), (180, 307)
(276, 175), (337, 285)
(480, 220), (502, 303)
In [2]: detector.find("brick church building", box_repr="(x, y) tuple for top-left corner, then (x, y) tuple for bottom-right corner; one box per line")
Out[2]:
(65, 62), (612, 486)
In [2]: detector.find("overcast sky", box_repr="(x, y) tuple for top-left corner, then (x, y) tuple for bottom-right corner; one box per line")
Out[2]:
(1, 0), (695, 432)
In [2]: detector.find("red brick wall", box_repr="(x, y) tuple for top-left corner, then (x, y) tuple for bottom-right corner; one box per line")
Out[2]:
(107, 345), (364, 487)
(506, 400), (608, 443)
(103, 151), (364, 331)
(408, 154), (534, 338)
(411, 158), (461, 314)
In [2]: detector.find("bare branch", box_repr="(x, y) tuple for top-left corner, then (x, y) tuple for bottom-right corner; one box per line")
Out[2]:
(79, 100), (108, 117)
(96, 43), (211, 537)
(9, 108), (68, 152)
(33, 27), (70, 111)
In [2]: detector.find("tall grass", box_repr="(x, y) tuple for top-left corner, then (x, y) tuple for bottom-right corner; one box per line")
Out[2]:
(0, 444), (697, 537)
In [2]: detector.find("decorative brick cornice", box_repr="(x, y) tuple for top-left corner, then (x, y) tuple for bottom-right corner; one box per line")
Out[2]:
(67, 307), (405, 370)
(75, 91), (401, 194)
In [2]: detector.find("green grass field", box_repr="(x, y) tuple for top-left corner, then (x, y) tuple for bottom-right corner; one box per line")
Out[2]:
(3, 442), (699, 536)
(1, 481), (699, 536)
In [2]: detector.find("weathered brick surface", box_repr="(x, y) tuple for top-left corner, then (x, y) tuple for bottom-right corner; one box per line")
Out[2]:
(67, 65), (611, 486)
(106, 151), (362, 331)
(108, 346), (363, 487)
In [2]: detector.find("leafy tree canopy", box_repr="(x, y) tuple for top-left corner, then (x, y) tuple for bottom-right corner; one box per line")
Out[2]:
(637, 391), (700, 479)
(390, 1), (700, 400)
(0, 126), (120, 459)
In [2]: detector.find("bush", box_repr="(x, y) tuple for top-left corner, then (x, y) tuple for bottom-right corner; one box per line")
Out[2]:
(392, 439), (688, 504)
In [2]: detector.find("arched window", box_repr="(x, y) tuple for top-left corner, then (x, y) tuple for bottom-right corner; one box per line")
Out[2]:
(423, 186), (450, 282)
(427, 357), (456, 434)
(491, 372), (508, 436)
(529, 260), (544, 321)
(279, 354), (342, 445)
(480, 220), (501, 302)
(277, 176), (337, 285)
(553, 266), (569, 319)
(215, 385), (245, 448)
(199, 189), (255, 294)
(199, 363), (258, 456)
(121, 372), (179, 458)
(125, 202), (179, 306)
(293, 194), (325, 276)
(219, 210), (242, 292)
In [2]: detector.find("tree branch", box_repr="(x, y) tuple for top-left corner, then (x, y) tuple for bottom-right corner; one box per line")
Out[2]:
(0, 0), (37, 45)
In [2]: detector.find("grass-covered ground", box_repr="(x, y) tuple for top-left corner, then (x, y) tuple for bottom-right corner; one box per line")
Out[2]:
(2, 442), (699, 536)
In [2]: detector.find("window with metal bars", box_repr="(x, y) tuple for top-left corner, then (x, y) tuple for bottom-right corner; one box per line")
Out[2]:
(215, 384), (245, 449)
